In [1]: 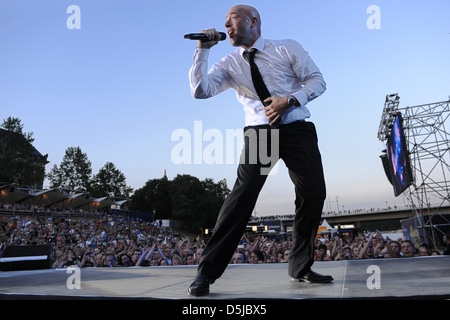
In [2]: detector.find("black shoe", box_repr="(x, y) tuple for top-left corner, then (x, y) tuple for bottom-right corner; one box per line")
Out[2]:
(290, 270), (333, 283)
(188, 274), (214, 296)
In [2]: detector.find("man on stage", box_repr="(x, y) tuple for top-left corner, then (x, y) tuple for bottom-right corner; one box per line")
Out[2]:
(188, 4), (333, 296)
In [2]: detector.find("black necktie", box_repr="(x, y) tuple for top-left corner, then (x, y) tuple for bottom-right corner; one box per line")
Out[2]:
(245, 49), (271, 106)
(245, 49), (279, 127)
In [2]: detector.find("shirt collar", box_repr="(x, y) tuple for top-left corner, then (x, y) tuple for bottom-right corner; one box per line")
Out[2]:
(240, 37), (265, 57)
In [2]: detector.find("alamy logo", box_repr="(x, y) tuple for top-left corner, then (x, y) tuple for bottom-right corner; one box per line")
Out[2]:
(66, 5), (81, 30)
(366, 265), (381, 289)
(366, 5), (381, 30)
(171, 121), (279, 175)
(66, 266), (81, 289)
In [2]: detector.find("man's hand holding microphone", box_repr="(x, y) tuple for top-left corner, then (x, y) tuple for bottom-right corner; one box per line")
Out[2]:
(184, 28), (226, 49)
(198, 28), (221, 49)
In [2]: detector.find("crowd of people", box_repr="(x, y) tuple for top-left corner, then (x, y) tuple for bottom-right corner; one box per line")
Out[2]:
(1, 211), (449, 269)
(0, 202), (106, 215)
(314, 232), (448, 261)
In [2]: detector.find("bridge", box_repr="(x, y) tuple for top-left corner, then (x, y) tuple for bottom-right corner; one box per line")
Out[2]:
(248, 205), (450, 235)
(321, 205), (450, 227)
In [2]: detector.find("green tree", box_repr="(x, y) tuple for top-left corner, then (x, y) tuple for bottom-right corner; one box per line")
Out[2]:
(0, 117), (47, 187)
(47, 146), (92, 190)
(201, 177), (230, 226)
(1, 116), (34, 142)
(130, 174), (229, 229)
(130, 176), (172, 219)
(90, 161), (133, 198)
(171, 174), (206, 224)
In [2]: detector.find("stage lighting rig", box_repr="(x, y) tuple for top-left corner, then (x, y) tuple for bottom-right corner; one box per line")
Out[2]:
(378, 93), (450, 248)
(377, 93), (400, 141)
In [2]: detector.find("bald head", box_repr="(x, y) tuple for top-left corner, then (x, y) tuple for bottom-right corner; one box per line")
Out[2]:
(225, 5), (262, 48)
(234, 5), (261, 26)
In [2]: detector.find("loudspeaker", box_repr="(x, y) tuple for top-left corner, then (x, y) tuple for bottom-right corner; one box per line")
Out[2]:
(0, 245), (56, 271)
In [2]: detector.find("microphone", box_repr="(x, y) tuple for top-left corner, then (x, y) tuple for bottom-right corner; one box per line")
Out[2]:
(184, 32), (227, 41)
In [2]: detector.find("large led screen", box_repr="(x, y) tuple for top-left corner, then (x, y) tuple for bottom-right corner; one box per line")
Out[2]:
(385, 113), (413, 196)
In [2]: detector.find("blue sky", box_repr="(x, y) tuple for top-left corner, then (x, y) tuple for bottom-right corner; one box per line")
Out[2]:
(1, 0), (449, 216)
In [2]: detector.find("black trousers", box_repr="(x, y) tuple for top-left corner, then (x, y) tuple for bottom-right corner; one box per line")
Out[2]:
(197, 121), (326, 280)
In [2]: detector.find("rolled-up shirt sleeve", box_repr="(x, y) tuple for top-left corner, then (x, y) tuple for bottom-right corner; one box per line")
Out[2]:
(286, 40), (326, 108)
(189, 48), (231, 99)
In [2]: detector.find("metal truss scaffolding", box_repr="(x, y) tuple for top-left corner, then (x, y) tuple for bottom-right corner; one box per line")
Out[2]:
(378, 93), (450, 247)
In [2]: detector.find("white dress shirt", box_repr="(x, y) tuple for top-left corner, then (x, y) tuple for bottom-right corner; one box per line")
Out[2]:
(189, 37), (326, 126)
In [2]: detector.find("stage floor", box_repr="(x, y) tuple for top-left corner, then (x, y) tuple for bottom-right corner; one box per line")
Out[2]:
(0, 255), (449, 300)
